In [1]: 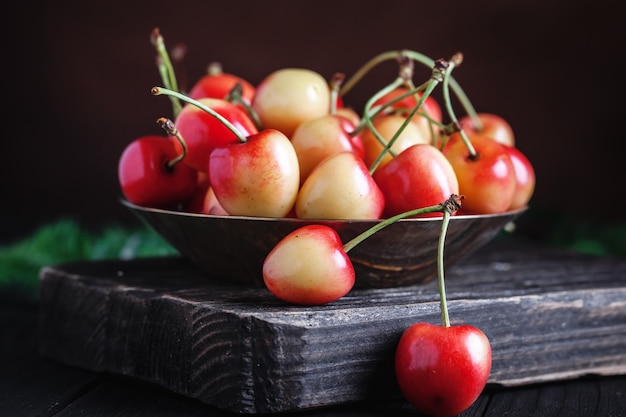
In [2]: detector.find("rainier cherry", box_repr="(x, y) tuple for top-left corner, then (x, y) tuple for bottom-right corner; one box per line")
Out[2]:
(209, 128), (300, 217)
(373, 87), (443, 143)
(361, 113), (430, 170)
(290, 114), (364, 184)
(295, 152), (384, 220)
(263, 224), (355, 305)
(458, 112), (515, 147)
(443, 133), (516, 214)
(263, 196), (459, 305)
(252, 67), (331, 138)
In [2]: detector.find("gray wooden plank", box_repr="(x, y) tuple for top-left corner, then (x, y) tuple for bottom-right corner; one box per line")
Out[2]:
(37, 239), (626, 413)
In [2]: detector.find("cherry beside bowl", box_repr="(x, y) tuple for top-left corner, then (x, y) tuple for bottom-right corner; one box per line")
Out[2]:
(121, 199), (526, 289)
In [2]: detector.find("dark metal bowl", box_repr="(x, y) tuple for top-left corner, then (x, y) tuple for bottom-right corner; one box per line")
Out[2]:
(122, 199), (526, 288)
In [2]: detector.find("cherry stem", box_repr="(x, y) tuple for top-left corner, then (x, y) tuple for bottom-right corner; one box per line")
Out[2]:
(151, 86), (248, 143)
(340, 50), (482, 131)
(437, 205), (453, 328)
(156, 117), (187, 168)
(329, 72), (345, 115)
(207, 61), (223, 75)
(342, 194), (463, 254)
(225, 83), (264, 131)
(368, 63), (444, 175)
(441, 53), (477, 157)
(150, 28), (182, 118)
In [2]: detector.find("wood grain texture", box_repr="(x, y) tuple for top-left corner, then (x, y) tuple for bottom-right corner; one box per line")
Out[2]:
(37, 238), (626, 414)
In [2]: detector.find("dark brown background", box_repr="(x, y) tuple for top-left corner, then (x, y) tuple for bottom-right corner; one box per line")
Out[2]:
(3, 0), (625, 242)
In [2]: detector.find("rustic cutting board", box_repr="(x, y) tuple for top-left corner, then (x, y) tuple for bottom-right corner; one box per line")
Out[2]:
(38, 237), (626, 414)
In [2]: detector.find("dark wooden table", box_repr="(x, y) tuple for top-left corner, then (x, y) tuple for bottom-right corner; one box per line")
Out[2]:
(2, 237), (626, 417)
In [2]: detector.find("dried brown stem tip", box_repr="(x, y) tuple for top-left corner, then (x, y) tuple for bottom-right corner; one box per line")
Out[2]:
(156, 117), (178, 136)
(441, 194), (464, 213)
(397, 52), (414, 82)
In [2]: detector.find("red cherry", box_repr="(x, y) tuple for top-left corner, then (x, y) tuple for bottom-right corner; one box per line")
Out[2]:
(395, 322), (492, 417)
(503, 144), (536, 210)
(172, 98), (258, 173)
(262, 224), (355, 305)
(118, 134), (197, 209)
(187, 62), (255, 105)
(373, 144), (459, 218)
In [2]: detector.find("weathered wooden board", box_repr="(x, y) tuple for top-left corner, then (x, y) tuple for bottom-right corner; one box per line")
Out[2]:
(38, 238), (626, 414)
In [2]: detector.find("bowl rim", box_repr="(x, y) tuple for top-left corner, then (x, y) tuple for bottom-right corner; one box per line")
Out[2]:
(120, 198), (528, 224)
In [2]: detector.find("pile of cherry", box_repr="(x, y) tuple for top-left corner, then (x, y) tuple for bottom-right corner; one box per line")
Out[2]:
(118, 29), (535, 416)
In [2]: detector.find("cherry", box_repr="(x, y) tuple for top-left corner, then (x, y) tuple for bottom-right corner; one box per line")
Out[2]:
(395, 323), (492, 417)
(458, 112), (515, 147)
(263, 196), (461, 305)
(443, 133), (516, 214)
(361, 113), (430, 171)
(118, 118), (197, 209)
(394, 196), (492, 417)
(172, 97), (258, 173)
(503, 144), (536, 210)
(251, 67), (331, 137)
(187, 61), (256, 105)
(373, 86), (443, 143)
(182, 173), (229, 215)
(295, 151), (385, 220)
(154, 87), (300, 218)
(209, 128), (300, 217)
(263, 224), (355, 305)
(290, 113), (364, 184)
(373, 144), (459, 218)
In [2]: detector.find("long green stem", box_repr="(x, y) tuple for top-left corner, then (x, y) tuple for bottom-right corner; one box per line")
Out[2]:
(361, 77), (405, 158)
(342, 194), (462, 253)
(441, 54), (477, 157)
(437, 209), (452, 327)
(150, 28), (182, 118)
(340, 49), (481, 130)
(368, 76), (441, 175)
(152, 87), (248, 143)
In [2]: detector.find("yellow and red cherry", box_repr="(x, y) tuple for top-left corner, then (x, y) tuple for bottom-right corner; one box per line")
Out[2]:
(262, 224), (355, 305)
(172, 97), (258, 173)
(373, 144), (459, 218)
(295, 152), (385, 220)
(361, 113), (430, 171)
(458, 112), (515, 147)
(290, 114), (363, 184)
(373, 86), (443, 141)
(187, 62), (255, 105)
(503, 144), (536, 210)
(209, 128), (300, 218)
(395, 323), (492, 417)
(118, 134), (197, 209)
(443, 133), (516, 214)
(251, 67), (331, 137)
